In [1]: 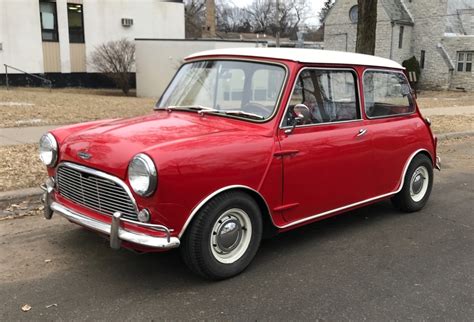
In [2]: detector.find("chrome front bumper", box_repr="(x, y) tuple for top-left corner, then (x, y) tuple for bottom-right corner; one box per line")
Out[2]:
(41, 184), (180, 250)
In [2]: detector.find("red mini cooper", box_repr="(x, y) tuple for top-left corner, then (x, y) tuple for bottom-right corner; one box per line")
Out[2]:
(40, 48), (440, 280)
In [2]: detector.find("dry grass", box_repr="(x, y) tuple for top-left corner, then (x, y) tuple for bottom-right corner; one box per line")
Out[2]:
(0, 144), (46, 192)
(430, 115), (474, 134)
(417, 90), (474, 109)
(0, 87), (156, 128)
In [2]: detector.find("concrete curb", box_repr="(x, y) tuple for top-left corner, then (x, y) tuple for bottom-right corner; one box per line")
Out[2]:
(437, 131), (474, 141)
(0, 187), (42, 203)
(1, 131), (473, 204)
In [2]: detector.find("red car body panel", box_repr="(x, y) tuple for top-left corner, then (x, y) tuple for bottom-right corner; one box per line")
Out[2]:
(47, 55), (437, 252)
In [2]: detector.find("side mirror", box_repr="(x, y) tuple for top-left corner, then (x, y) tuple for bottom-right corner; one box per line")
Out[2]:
(285, 114), (304, 134)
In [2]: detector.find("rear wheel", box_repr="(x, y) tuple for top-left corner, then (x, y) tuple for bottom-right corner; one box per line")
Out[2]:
(180, 191), (262, 280)
(391, 154), (433, 212)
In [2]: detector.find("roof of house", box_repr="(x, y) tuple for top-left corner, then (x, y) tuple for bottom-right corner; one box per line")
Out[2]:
(446, 0), (474, 35)
(380, 0), (414, 25)
(186, 48), (404, 69)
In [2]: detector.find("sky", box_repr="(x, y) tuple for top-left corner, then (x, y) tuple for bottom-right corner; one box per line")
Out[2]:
(230, 0), (327, 27)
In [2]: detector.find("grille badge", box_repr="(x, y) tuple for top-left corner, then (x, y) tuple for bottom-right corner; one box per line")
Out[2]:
(78, 151), (91, 160)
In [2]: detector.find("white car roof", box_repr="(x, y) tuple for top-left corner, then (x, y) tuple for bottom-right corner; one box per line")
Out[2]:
(186, 47), (404, 69)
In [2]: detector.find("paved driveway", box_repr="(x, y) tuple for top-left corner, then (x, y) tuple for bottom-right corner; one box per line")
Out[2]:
(0, 139), (473, 320)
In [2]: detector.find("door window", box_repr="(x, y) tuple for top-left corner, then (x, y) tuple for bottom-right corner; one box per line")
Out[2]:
(284, 69), (360, 127)
(363, 71), (415, 118)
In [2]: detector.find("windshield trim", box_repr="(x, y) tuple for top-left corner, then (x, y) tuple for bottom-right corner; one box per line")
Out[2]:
(155, 58), (289, 124)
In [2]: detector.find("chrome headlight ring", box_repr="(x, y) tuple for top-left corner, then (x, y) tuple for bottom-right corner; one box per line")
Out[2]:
(128, 153), (157, 197)
(39, 133), (58, 167)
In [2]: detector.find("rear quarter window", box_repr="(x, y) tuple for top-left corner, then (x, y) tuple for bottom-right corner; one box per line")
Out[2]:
(363, 70), (415, 118)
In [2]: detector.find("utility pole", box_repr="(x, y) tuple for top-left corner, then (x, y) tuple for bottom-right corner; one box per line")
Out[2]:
(203, 0), (216, 38)
(275, 0), (280, 47)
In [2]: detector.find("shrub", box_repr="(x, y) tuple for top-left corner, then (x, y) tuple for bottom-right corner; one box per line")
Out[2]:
(90, 38), (135, 95)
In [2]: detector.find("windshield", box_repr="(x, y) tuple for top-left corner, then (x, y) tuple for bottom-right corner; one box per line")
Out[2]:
(156, 60), (286, 121)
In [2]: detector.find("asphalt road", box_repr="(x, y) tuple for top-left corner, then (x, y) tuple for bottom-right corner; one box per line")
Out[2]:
(1, 138), (473, 320)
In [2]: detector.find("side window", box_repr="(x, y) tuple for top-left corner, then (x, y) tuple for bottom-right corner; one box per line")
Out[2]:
(363, 71), (415, 118)
(284, 69), (359, 126)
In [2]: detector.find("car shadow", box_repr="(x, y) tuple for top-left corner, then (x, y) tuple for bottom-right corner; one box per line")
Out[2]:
(56, 199), (403, 287)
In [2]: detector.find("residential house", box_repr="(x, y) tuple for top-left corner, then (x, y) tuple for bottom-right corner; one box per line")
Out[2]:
(324, 0), (474, 91)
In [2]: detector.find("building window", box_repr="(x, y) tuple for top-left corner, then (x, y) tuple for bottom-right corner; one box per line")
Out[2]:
(457, 52), (472, 72)
(398, 26), (404, 49)
(420, 50), (425, 69)
(39, 1), (59, 42)
(349, 5), (358, 24)
(68, 3), (84, 43)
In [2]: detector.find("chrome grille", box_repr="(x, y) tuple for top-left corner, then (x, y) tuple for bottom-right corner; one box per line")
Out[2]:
(57, 164), (138, 221)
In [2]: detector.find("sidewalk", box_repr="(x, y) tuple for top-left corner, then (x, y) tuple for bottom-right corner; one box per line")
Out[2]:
(0, 125), (61, 146)
(420, 105), (474, 116)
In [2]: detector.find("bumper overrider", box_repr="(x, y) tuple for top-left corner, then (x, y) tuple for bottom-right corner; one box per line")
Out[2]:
(40, 181), (180, 250)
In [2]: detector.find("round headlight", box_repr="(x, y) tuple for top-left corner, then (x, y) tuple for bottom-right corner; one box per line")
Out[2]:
(39, 133), (58, 167)
(128, 153), (157, 197)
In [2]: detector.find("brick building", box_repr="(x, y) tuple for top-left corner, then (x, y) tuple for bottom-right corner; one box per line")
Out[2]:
(324, 0), (474, 91)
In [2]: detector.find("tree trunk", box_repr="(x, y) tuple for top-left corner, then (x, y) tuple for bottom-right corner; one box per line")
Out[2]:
(356, 0), (378, 55)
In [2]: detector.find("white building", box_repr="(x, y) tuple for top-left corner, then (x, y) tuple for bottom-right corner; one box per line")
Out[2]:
(0, 0), (184, 86)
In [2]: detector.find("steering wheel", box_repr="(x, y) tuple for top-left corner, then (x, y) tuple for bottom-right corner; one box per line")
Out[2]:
(242, 102), (269, 117)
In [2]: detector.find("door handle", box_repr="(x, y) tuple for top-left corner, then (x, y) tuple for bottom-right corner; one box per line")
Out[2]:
(357, 128), (367, 137)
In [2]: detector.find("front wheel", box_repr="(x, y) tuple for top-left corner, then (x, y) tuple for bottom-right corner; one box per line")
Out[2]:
(391, 154), (433, 212)
(180, 191), (262, 280)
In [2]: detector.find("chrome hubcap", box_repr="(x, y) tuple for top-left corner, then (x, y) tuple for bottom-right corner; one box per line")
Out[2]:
(210, 208), (252, 264)
(216, 219), (242, 252)
(410, 166), (429, 202)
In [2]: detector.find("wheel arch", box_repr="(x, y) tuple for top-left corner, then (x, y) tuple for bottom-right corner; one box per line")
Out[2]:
(178, 185), (277, 238)
(417, 150), (434, 165)
(396, 148), (433, 193)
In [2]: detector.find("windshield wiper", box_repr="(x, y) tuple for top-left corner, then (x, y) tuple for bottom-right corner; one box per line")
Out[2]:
(161, 105), (218, 113)
(223, 110), (265, 120)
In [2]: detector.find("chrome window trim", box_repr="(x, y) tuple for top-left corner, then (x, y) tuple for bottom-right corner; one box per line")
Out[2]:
(57, 162), (139, 214)
(178, 149), (431, 236)
(155, 58), (290, 124)
(279, 66), (363, 130)
(362, 68), (416, 120)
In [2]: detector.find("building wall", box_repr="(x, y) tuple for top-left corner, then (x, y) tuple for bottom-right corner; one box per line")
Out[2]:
(405, 0), (451, 89)
(0, 0), (184, 77)
(0, 0), (44, 73)
(324, 0), (410, 62)
(135, 40), (263, 98)
(83, 0), (185, 72)
(324, 0), (358, 52)
(441, 35), (474, 91)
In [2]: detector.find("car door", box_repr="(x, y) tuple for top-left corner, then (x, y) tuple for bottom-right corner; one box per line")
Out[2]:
(277, 67), (375, 224)
(362, 69), (419, 195)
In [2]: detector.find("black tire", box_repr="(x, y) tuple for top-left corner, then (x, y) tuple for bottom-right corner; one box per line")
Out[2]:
(180, 191), (263, 280)
(391, 154), (433, 212)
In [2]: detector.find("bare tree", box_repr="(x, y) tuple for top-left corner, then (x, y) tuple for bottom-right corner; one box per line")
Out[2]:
(90, 38), (135, 95)
(245, 0), (309, 37)
(184, 0), (206, 38)
(185, 0), (310, 39)
(216, 3), (251, 33)
(319, 0), (335, 25)
(356, 0), (378, 55)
